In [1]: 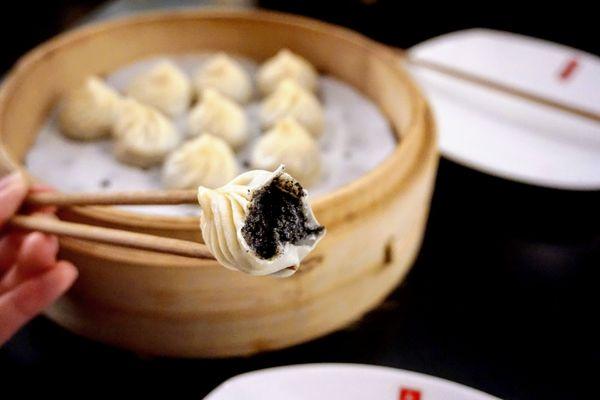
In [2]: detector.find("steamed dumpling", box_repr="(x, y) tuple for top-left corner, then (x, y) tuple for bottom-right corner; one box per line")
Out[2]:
(259, 79), (324, 136)
(251, 118), (321, 186)
(197, 166), (325, 277)
(126, 61), (192, 117)
(187, 89), (249, 149)
(59, 76), (121, 140)
(257, 49), (318, 96)
(163, 134), (238, 189)
(193, 53), (252, 103)
(112, 99), (180, 168)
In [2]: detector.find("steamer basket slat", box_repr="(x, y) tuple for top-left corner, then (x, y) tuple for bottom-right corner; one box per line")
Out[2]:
(0, 10), (438, 357)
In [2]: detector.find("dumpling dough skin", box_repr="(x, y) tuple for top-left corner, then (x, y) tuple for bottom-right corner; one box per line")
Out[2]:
(163, 134), (238, 189)
(197, 166), (325, 277)
(112, 99), (180, 168)
(187, 89), (249, 149)
(251, 118), (321, 186)
(257, 49), (318, 96)
(126, 61), (192, 117)
(193, 53), (253, 104)
(259, 79), (324, 136)
(59, 76), (121, 140)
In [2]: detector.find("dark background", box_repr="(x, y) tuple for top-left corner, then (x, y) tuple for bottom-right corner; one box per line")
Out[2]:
(1, 0), (599, 74)
(1, 1), (599, 398)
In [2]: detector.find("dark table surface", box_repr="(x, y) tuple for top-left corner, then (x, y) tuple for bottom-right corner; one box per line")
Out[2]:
(1, 2), (599, 398)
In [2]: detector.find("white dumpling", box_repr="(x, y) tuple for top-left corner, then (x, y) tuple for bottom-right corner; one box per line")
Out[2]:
(259, 79), (324, 136)
(112, 99), (180, 168)
(193, 53), (252, 104)
(257, 49), (318, 96)
(187, 89), (249, 149)
(126, 61), (192, 117)
(197, 165), (325, 277)
(251, 118), (321, 186)
(162, 134), (238, 189)
(59, 76), (121, 140)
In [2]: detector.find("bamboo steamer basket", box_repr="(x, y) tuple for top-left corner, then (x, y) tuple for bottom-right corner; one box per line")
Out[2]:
(0, 10), (438, 358)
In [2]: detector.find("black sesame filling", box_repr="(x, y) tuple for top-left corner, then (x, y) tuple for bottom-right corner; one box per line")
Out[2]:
(241, 176), (324, 260)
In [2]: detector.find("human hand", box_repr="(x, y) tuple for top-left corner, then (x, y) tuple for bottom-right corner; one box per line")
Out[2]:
(0, 172), (78, 345)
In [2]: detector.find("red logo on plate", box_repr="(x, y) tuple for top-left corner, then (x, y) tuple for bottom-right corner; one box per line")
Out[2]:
(399, 387), (421, 400)
(558, 56), (579, 81)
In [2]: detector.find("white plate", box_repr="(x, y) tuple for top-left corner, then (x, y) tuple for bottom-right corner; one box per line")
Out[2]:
(408, 29), (600, 190)
(204, 363), (500, 400)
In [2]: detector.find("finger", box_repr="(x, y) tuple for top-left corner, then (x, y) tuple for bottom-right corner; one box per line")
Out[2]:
(0, 260), (77, 345)
(16, 232), (59, 276)
(23, 185), (57, 215)
(0, 231), (60, 293)
(0, 232), (26, 273)
(0, 172), (28, 226)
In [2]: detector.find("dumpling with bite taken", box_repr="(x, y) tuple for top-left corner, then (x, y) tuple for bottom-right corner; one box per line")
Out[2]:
(162, 134), (238, 190)
(59, 76), (122, 140)
(197, 165), (325, 277)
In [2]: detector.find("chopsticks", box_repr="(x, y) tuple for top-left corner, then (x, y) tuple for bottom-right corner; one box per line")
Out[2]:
(395, 49), (600, 124)
(9, 215), (214, 259)
(8, 189), (214, 259)
(26, 189), (198, 206)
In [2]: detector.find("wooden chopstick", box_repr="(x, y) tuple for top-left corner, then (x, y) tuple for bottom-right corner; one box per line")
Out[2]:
(9, 214), (214, 259)
(26, 189), (198, 207)
(395, 49), (600, 124)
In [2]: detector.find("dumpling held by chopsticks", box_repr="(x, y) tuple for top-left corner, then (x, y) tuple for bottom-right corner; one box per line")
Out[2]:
(197, 165), (325, 277)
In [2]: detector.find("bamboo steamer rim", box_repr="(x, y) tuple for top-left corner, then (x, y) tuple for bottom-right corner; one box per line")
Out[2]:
(0, 9), (429, 232)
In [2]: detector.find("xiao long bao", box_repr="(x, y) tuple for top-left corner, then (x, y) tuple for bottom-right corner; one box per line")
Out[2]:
(193, 53), (253, 104)
(251, 117), (321, 186)
(187, 88), (249, 149)
(259, 78), (325, 136)
(257, 49), (318, 95)
(59, 76), (122, 140)
(162, 134), (238, 190)
(197, 166), (326, 277)
(112, 99), (180, 168)
(126, 60), (192, 117)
